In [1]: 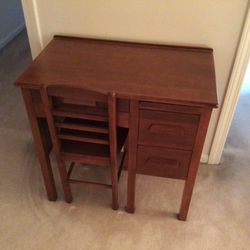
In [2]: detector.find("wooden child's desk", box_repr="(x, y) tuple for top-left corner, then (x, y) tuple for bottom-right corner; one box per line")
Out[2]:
(15, 36), (218, 220)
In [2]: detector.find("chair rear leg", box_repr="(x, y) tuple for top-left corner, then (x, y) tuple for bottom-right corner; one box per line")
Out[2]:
(56, 156), (73, 203)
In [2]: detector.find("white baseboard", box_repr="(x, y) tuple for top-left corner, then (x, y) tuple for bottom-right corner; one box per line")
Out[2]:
(200, 154), (208, 163)
(0, 23), (25, 50)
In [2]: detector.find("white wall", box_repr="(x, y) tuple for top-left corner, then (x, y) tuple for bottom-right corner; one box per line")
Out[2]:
(22, 0), (249, 162)
(0, 0), (25, 50)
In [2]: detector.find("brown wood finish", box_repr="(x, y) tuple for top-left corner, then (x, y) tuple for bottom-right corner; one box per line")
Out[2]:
(55, 121), (109, 134)
(178, 108), (212, 220)
(15, 36), (218, 220)
(15, 36), (218, 108)
(138, 109), (199, 150)
(41, 85), (128, 209)
(137, 145), (192, 179)
(28, 89), (129, 127)
(126, 100), (139, 213)
(108, 92), (119, 210)
(21, 88), (57, 201)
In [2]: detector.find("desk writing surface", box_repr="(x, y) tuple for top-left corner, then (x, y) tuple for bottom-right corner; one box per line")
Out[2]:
(15, 36), (218, 107)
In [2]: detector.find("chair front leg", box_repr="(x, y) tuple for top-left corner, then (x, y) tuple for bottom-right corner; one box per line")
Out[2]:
(56, 156), (73, 203)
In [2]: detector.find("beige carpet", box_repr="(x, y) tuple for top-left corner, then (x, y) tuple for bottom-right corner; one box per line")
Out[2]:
(0, 31), (249, 250)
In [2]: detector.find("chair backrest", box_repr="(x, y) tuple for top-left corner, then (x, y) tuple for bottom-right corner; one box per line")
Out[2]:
(41, 85), (117, 157)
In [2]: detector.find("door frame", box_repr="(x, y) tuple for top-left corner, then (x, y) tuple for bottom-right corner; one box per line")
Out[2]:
(208, 6), (250, 164)
(21, 0), (43, 58)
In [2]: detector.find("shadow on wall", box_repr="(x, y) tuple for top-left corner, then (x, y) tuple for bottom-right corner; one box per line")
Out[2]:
(0, 0), (25, 50)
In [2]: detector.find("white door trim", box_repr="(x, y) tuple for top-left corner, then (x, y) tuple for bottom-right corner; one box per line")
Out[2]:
(21, 0), (43, 58)
(208, 6), (250, 164)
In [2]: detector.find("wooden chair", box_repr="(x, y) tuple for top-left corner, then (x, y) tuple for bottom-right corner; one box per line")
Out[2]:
(41, 85), (128, 210)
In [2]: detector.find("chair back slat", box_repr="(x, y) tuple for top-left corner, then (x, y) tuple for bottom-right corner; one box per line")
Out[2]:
(52, 110), (108, 122)
(55, 121), (109, 134)
(58, 134), (109, 145)
(54, 103), (108, 117)
(47, 85), (107, 103)
(41, 85), (117, 151)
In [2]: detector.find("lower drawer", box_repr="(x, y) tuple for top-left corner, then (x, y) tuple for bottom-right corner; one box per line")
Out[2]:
(137, 146), (192, 179)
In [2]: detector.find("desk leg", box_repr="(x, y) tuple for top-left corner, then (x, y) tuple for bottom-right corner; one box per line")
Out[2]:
(126, 100), (139, 213)
(21, 88), (57, 201)
(178, 109), (212, 220)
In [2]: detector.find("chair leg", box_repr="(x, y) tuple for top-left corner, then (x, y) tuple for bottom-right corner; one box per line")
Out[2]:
(56, 156), (73, 203)
(110, 164), (119, 210)
(111, 186), (119, 210)
(118, 151), (126, 180)
(124, 148), (128, 171)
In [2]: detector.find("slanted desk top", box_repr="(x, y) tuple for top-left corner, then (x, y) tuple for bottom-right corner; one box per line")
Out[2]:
(16, 35), (218, 107)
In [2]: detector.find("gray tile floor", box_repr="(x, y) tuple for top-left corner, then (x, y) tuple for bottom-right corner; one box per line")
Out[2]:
(0, 31), (249, 250)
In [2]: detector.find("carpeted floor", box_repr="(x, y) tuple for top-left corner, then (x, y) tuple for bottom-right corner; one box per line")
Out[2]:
(0, 31), (249, 250)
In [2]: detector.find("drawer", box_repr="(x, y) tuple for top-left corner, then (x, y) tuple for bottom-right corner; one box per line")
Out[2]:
(137, 145), (191, 179)
(140, 101), (203, 113)
(138, 109), (199, 150)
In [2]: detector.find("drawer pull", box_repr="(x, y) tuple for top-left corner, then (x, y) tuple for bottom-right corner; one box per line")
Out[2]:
(148, 124), (185, 136)
(146, 157), (179, 169)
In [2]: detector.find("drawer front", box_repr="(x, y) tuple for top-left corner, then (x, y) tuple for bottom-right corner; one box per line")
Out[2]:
(137, 146), (192, 179)
(138, 110), (199, 150)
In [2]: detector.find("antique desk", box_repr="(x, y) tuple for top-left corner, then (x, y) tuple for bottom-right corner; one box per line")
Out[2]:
(15, 36), (218, 220)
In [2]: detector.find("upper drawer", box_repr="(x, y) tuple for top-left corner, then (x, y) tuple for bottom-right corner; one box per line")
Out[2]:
(138, 110), (199, 150)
